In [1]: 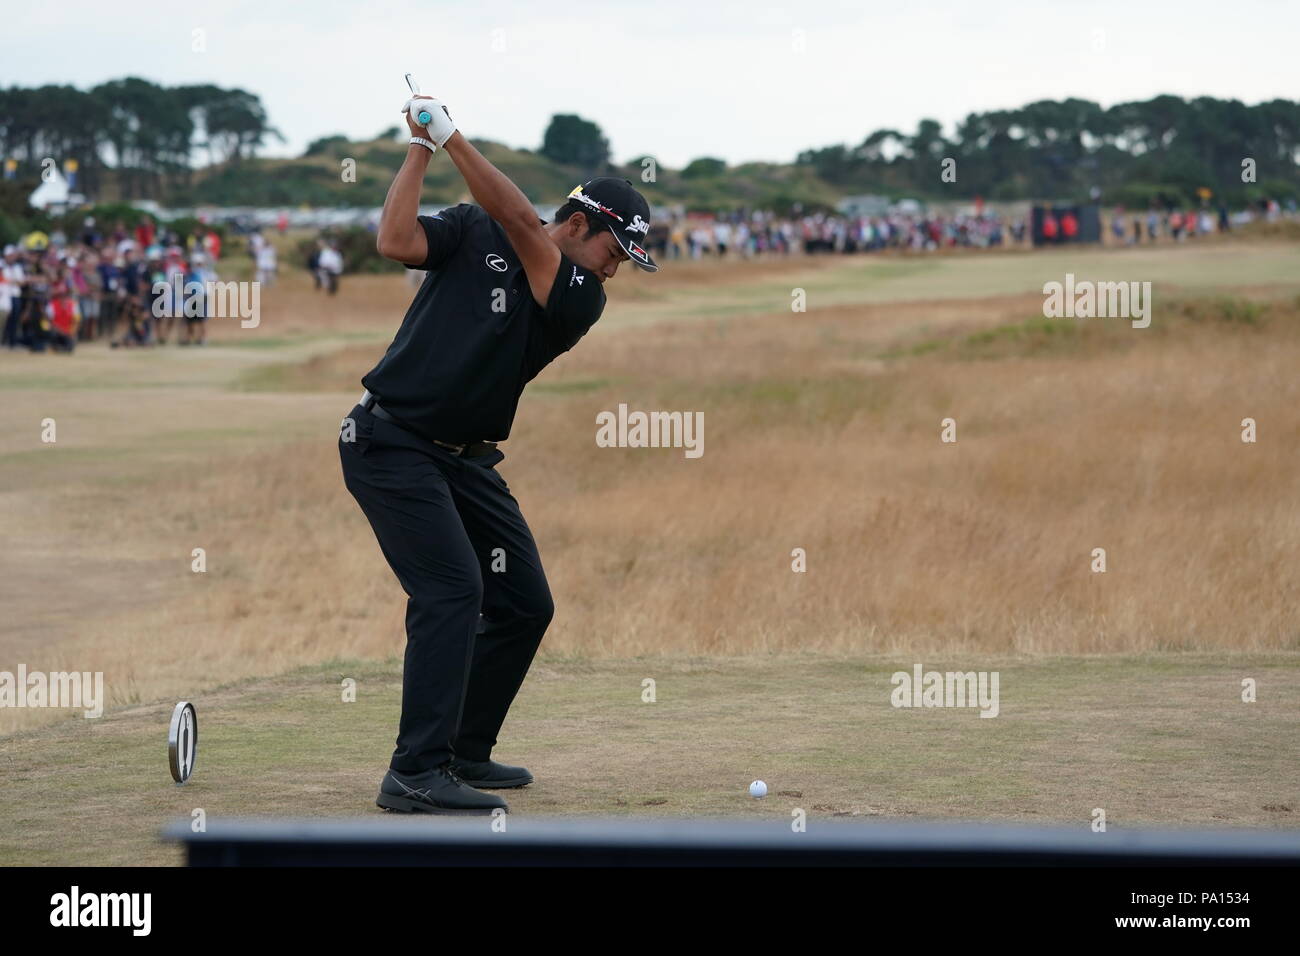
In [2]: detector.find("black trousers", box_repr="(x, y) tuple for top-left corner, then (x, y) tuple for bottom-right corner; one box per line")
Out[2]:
(3, 298), (24, 348)
(338, 403), (554, 773)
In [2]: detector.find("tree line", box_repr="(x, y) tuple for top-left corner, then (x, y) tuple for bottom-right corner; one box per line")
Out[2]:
(0, 78), (280, 198)
(795, 96), (1300, 206)
(2, 83), (1296, 208)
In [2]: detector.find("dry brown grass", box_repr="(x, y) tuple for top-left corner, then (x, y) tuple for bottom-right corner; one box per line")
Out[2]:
(3, 248), (1299, 732)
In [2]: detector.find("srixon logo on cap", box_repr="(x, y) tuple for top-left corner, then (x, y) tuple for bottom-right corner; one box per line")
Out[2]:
(626, 215), (650, 235)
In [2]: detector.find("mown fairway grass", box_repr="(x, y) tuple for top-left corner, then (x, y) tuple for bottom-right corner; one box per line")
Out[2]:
(1, 652), (1295, 865)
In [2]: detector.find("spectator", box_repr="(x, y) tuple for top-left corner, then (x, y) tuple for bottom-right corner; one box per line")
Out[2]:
(256, 241), (278, 286)
(1111, 208), (1128, 244)
(96, 253), (122, 342)
(203, 229), (222, 261)
(153, 251), (180, 345)
(713, 220), (732, 257)
(308, 240), (323, 288)
(180, 258), (208, 346)
(69, 252), (99, 342)
(44, 281), (80, 352)
(18, 252), (51, 349)
(669, 219), (687, 259)
(317, 241), (343, 294)
(1, 246), (24, 349)
(134, 216), (155, 251)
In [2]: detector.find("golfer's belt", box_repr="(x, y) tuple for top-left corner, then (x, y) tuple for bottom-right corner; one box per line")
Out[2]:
(358, 390), (498, 457)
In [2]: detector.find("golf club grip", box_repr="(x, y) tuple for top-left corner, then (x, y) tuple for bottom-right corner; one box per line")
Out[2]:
(405, 73), (432, 126)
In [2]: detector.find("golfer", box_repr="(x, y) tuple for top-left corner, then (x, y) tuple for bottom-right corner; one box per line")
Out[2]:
(340, 92), (658, 814)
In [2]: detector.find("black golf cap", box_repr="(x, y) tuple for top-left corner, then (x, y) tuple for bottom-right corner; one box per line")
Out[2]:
(564, 178), (658, 272)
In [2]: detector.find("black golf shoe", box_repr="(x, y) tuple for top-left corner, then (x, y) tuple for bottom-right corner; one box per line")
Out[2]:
(376, 764), (508, 815)
(447, 756), (534, 789)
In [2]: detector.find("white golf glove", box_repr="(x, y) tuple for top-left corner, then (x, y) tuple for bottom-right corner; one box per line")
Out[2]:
(404, 96), (456, 148)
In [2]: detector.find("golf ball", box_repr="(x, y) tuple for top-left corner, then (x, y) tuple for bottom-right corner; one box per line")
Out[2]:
(749, 780), (767, 798)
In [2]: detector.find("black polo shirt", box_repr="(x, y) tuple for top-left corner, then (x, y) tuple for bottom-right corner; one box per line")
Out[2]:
(362, 203), (606, 442)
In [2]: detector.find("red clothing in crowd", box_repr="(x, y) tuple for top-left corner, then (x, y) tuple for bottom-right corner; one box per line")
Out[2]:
(49, 297), (79, 336)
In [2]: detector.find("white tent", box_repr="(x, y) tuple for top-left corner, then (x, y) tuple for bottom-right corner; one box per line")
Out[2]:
(28, 171), (71, 210)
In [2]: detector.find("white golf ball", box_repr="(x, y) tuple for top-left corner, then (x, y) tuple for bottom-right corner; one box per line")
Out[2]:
(749, 780), (768, 798)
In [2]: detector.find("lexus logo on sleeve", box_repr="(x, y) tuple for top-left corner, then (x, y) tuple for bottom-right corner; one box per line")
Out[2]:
(485, 254), (507, 272)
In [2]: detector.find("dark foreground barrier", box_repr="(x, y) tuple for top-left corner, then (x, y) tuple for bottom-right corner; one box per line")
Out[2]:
(162, 817), (1300, 866)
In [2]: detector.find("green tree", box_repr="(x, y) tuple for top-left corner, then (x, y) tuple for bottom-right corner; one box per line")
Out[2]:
(91, 77), (192, 198)
(305, 134), (350, 156)
(539, 114), (609, 170)
(681, 157), (726, 180)
(203, 87), (282, 162)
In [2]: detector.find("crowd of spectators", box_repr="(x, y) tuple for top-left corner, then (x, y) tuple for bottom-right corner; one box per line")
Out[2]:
(657, 208), (1023, 260)
(0, 216), (223, 352)
(644, 196), (1297, 260)
(5, 198), (1292, 355)
(1106, 197), (1293, 244)
(0, 215), (348, 353)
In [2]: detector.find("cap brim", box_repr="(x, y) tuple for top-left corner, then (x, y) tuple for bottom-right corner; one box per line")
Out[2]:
(606, 225), (658, 272)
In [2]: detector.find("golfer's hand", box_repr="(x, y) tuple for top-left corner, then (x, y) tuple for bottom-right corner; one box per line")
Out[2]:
(402, 95), (456, 147)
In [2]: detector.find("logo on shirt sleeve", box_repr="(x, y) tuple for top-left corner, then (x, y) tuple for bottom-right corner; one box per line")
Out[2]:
(570, 265), (583, 286)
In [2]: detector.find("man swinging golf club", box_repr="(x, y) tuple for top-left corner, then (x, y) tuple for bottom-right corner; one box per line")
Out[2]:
(339, 88), (657, 814)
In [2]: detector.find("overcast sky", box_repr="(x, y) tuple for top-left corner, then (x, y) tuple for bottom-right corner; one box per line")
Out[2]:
(6, 0), (1298, 168)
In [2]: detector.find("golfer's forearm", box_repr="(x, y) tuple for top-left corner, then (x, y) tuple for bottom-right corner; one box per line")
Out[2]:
(442, 132), (536, 231)
(376, 146), (433, 259)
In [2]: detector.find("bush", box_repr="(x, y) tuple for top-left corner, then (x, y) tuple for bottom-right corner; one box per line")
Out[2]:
(0, 179), (39, 221)
(0, 212), (27, 248)
(0, 180), (49, 247)
(60, 202), (147, 232)
(682, 157), (727, 180)
(1105, 183), (1192, 209)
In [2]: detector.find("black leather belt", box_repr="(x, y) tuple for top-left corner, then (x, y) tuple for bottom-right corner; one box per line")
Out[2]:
(358, 390), (498, 458)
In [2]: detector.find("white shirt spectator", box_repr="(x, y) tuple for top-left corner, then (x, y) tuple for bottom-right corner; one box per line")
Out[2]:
(318, 247), (343, 274)
(0, 257), (23, 313)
